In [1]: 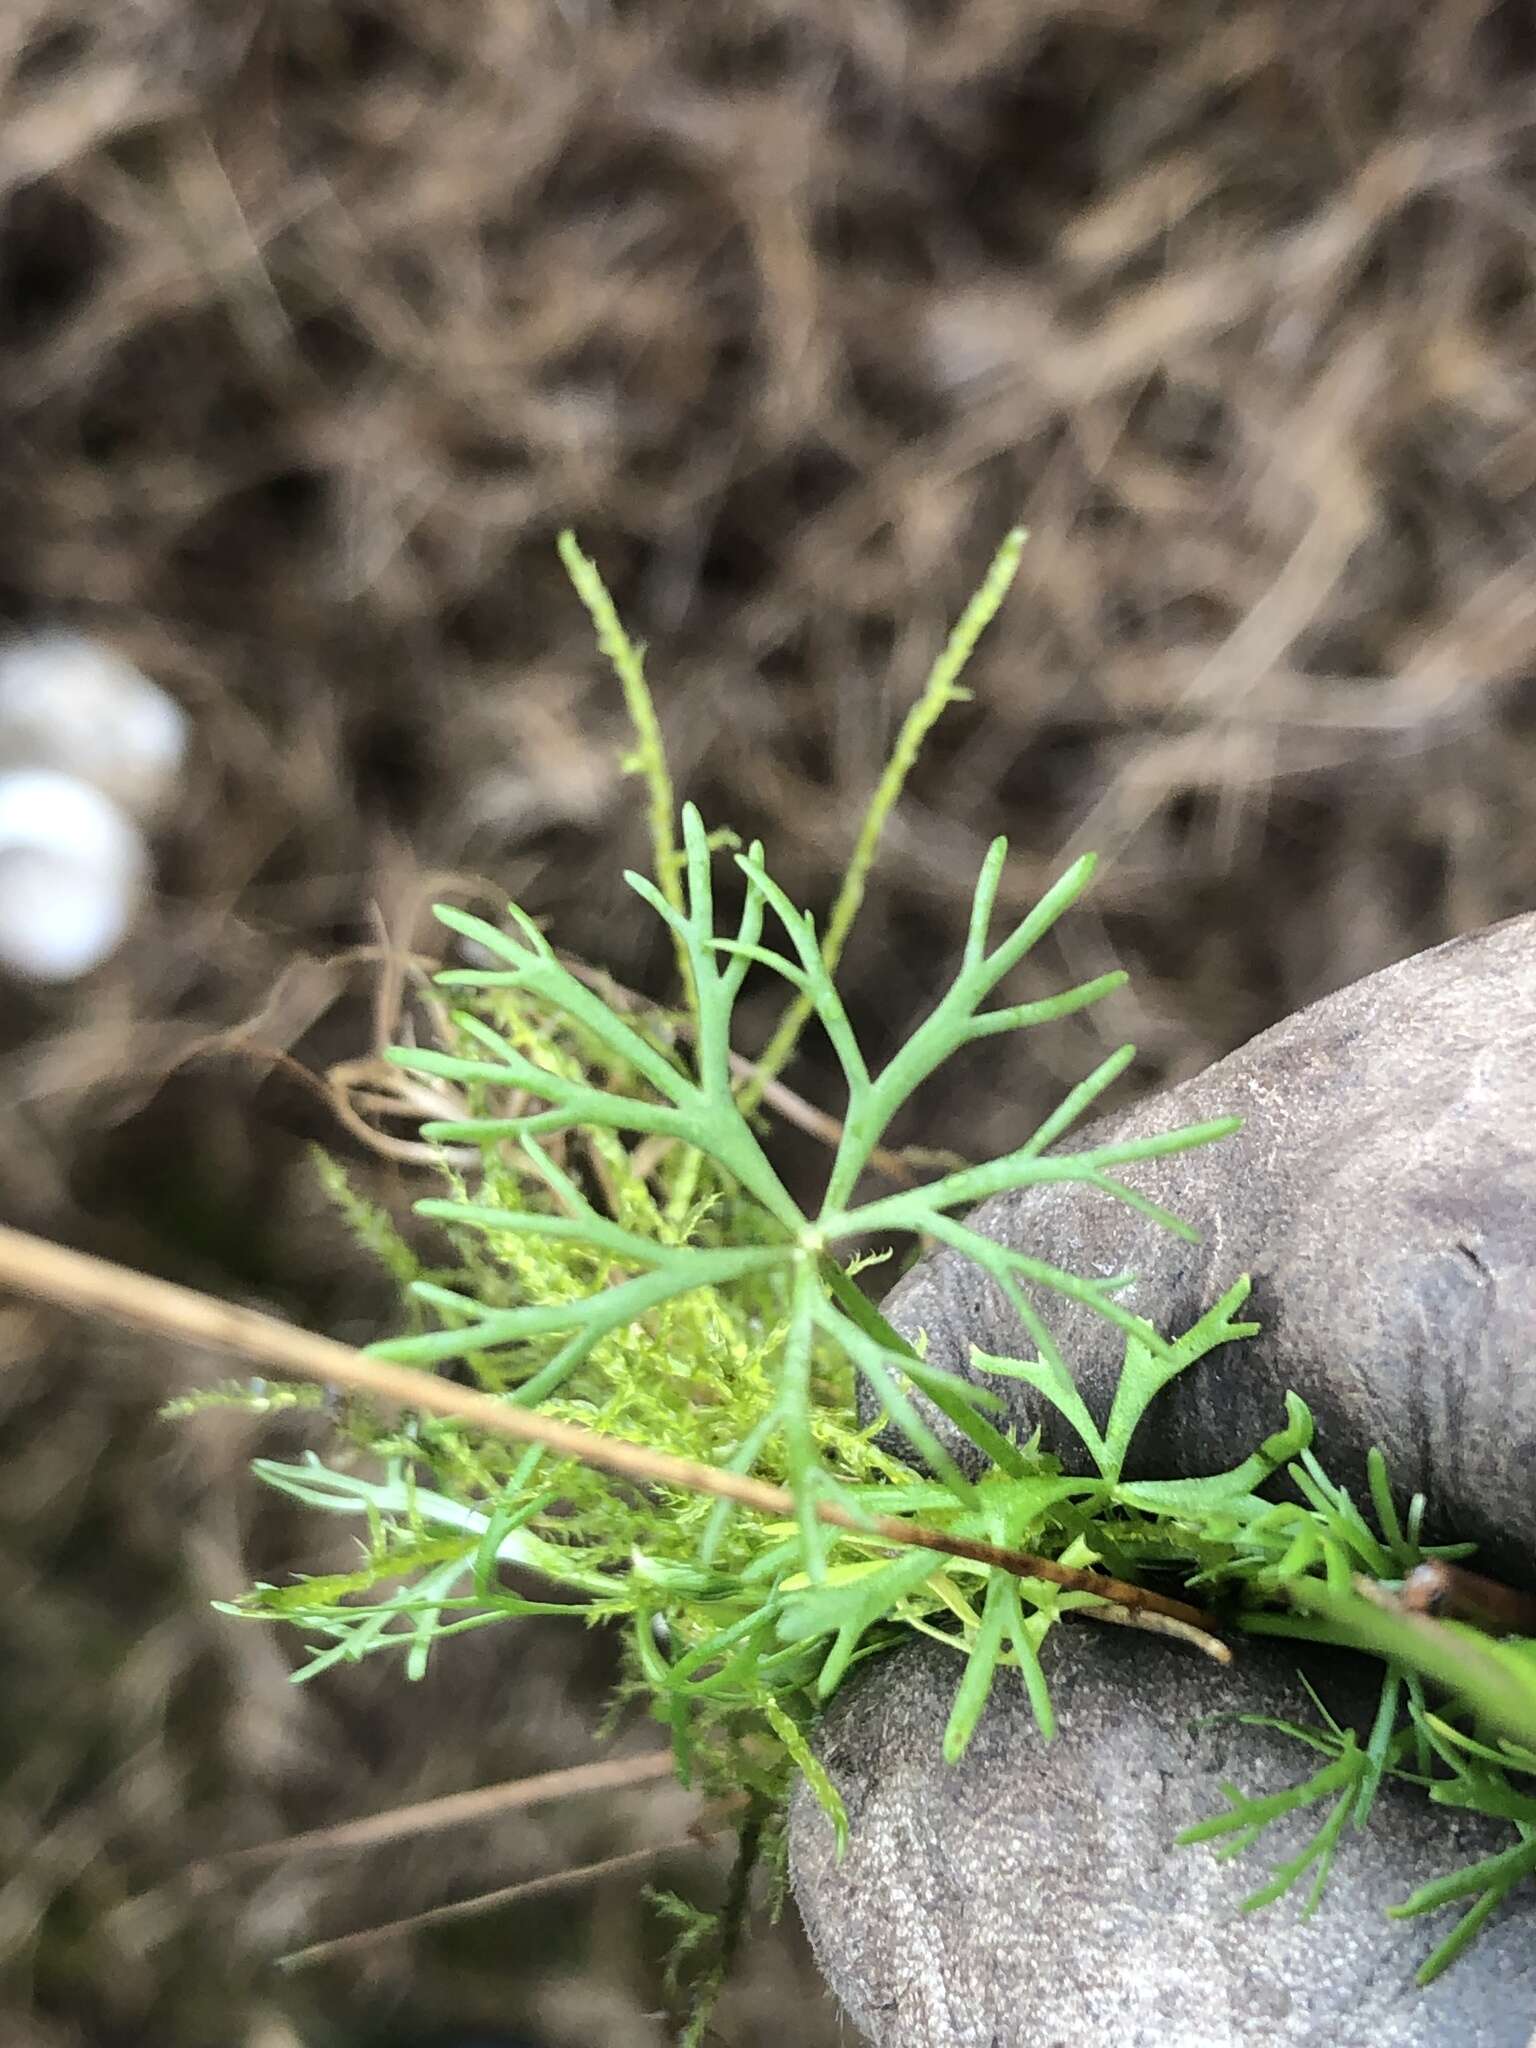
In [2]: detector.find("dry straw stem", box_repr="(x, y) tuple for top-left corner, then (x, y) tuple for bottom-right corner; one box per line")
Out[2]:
(0, 1222), (1223, 1644)
(1399, 1559), (1536, 1638)
(278, 1835), (710, 1972)
(202, 1750), (678, 1874)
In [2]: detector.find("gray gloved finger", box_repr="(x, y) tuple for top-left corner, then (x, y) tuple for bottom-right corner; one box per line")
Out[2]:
(797, 918), (1536, 2045)
(880, 913), (1536, 1581)
(791, 1629), (1536, 2048)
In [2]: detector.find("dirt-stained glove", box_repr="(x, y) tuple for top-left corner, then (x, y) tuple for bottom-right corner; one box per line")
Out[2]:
(790, 914), (1536, 2047)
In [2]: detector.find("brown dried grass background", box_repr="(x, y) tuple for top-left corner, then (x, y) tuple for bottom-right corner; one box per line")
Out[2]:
(3, 2), (1535, 2043)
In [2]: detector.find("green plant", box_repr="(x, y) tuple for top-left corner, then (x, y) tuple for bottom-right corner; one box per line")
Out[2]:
(187, 533), (1536, 2034)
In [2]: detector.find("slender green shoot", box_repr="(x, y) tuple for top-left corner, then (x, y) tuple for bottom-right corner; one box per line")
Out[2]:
(743, 525), (1028, 1105)
(557, 529), (690, 1004)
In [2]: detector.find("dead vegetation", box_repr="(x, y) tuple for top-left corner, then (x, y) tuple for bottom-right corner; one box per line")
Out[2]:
(3, 2), (1535, 2042)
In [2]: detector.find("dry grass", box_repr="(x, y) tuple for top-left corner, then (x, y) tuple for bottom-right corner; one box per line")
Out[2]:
(3, 1), (1536, 2041)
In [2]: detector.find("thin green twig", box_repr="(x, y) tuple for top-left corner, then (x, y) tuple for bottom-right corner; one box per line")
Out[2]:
(557, 529), (692, 1008)
(741, 526), (1028, 1106)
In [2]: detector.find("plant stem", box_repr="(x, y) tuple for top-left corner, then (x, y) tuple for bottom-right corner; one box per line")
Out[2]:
(204, 1750), (677, 1870)
(741, 527), (1027, 1106)
(278, 1835), (709, 1969)
(0, 1222), (1220, 1639)
(557, 530), (692, 1006)
(1399, 1560), (1536, 1637)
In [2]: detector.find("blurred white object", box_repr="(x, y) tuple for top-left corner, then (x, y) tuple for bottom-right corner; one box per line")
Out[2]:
(0, 631), (188, 820)
(0, 769), (149, 982)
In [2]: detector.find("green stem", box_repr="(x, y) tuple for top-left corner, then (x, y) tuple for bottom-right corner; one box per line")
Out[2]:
(741, 528), (1027, 1107)
(558, 530), (693, 1012)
